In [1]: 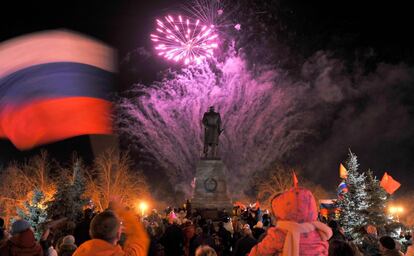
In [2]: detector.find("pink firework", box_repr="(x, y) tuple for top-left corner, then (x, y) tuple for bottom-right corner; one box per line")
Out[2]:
(151, 15), (218, 65)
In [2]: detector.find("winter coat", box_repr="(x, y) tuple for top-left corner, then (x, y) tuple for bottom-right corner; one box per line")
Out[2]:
(248, 187), (331, 256)
(0, 229), (8, 250)
(406, 245), (414, 256)
(360, 234), (381, 256)
(182, 224), (195, 256)
(159, 224), (184, 256)
(217, 226), (232, 255)
(252, 227), (265, 241)
(233, 235), (257, 256)
(190, 234), (215, 256)
(329, 230), (346, 242)
(73, 208), (149, 256)
(73, 219), (91, 246)
(0, 229), (43, 256)
(0, 228), (5, 241)
(71, 239), (127, 256)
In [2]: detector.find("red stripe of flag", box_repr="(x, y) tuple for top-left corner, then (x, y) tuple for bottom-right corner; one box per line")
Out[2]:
(0, 97), (112, 150)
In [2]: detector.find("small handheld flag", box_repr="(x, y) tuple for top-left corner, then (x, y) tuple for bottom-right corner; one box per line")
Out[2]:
(340, 163), (348, 179)
(293, 171), (299, 188)
(380, 172), (401, 194)
(337, 181), (348, 195)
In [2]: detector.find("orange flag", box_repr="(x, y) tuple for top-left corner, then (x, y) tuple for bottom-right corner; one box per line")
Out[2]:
(340, 163), (348, 179)
(380, 172), (401, 194)
(293, 171), (299, 188)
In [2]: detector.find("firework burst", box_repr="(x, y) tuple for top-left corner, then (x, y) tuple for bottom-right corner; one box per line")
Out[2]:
(182, 0), (235, 29)
(151, 15), (219, 65)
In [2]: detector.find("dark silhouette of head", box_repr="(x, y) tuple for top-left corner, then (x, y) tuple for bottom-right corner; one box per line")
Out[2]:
(195, 245), (217, 256)
(89, 210), (121, 244)
(379, 236), (396, 250)
(84, 208), (94, 220)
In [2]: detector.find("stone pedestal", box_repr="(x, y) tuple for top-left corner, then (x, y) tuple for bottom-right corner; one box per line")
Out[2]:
(192, 159), (232, 212)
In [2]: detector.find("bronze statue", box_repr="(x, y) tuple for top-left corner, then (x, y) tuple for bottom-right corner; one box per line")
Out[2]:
(202, 106), (222, 158)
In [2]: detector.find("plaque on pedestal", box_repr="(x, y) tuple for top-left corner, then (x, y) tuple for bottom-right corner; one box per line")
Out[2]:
(192, 159), (232, 215)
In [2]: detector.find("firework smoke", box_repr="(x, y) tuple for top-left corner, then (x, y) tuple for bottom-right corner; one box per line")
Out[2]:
(117, 49), (414, 197)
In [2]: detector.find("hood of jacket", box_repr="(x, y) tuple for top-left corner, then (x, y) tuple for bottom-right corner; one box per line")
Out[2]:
(271, 187), (318, 223)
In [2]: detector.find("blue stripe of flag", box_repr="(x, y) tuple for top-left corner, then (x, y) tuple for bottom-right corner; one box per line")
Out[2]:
(0, 62), (114, 106)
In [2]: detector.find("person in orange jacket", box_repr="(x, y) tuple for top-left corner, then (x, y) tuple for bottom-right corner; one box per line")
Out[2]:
(73, 202), (149, 256)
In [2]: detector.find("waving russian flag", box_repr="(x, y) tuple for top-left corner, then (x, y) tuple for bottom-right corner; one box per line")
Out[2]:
(337, 181), (348, 195)
(0, 30), (116, 150)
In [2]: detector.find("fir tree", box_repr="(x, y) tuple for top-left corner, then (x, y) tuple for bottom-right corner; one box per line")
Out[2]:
(365, 170), (389, 234)
(16, 188), (48, 240)
(46, 160), (88, 223)
(337, 150), (369, 242)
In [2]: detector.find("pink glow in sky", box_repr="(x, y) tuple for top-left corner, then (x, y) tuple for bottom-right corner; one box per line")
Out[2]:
(118, 52), (414, 197)
(151, 15), (218, 65)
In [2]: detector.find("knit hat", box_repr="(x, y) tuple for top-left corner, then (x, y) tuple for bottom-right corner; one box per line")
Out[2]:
(11, 219), (31, 235)
(59, 235), (77, 251)
(271, 187), (318, 223)
(62, 235), (76, 245)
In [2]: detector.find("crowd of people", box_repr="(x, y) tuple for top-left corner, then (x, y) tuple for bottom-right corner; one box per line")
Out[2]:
(0, 187), (413, 256)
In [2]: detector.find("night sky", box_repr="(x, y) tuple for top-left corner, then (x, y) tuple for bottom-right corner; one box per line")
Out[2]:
(1, 0), (414, 196)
